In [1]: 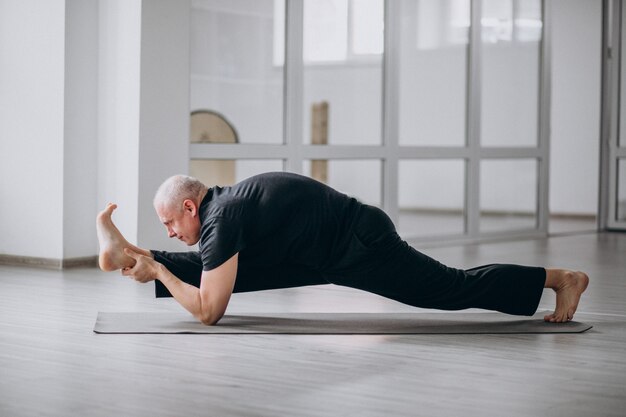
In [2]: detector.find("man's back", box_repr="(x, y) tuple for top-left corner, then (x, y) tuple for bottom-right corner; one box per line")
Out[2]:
(198, 172), (362, 271)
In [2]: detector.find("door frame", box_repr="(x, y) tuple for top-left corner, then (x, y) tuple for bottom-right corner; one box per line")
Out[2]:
(600, 0), (626, 230)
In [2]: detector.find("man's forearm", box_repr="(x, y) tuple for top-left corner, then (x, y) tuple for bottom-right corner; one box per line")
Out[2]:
(155, 264), (207, 323)
(148, 254), (237, 326)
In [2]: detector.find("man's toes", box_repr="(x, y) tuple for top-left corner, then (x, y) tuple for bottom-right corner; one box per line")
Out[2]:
(545, 311), (570, 323)
(544, 313), (556, 322)
(555, 312), (568, 323)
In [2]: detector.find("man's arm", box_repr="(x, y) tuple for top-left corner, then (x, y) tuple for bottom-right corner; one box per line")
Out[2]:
(123, 249), (238, 325)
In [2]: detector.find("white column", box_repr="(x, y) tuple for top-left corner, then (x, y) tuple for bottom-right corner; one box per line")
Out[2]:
(63, 0), (99, 260)
(97, 0), (191, 252)
(96, 0), (142, 245)
(137, 0), (191, 250)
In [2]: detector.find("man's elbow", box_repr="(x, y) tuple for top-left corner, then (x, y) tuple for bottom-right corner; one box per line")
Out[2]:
(198, 309), (224, 326)
(199, 315), (220, 326)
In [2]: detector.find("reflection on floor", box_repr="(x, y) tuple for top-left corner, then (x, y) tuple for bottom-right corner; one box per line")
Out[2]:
(398, 209), (597, 238)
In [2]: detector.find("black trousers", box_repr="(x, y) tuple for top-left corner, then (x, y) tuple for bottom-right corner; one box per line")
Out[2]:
(153, 205), (546, 316)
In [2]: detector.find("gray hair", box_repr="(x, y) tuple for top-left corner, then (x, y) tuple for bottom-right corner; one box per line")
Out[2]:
(153, 175), (208, 212)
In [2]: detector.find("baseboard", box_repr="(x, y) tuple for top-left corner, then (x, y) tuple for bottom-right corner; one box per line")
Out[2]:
(61, 256), (99, 269)
(0, 254), (98, 270)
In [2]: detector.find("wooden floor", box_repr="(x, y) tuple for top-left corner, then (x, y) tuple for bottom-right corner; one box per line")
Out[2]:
(1, 232), (625, 417)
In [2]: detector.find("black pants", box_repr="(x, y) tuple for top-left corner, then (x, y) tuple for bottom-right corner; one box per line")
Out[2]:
(153, 205), (546, 316)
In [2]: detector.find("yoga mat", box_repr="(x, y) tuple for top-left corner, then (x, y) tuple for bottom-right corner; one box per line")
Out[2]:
(93, 311), (592, 334)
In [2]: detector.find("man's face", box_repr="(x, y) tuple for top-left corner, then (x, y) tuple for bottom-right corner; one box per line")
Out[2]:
(156, 201), (201, 246)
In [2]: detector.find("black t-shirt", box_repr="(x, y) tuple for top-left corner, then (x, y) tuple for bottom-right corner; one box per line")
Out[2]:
(198, 172), (361, 272)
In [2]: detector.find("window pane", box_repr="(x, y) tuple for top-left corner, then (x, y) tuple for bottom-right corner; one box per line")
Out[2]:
(190, 0), (284, 144)
(303, 0), (383, 145)
(398, 0), (470, 146)
(481, 0), (542, 147)
(190, 159), (283, 187)
(398, 160), (466, 237)
(303, 160), (382, 206)
(480, 159), (537, 232)
(618, 159), (626, 221)
(351, 0), (384, 55)
(303, 0), (348, 63)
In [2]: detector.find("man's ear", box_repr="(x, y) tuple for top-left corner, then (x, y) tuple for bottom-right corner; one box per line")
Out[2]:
(182, 199), (197, 216)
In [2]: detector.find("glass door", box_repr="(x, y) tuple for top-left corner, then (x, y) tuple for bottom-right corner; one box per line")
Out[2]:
(601, 0), (626, 230)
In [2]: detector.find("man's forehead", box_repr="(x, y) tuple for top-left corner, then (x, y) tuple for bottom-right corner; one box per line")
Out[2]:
(156, 205), (174, 223)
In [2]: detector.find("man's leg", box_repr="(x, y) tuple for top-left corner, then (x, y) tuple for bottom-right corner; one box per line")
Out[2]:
(325, 204), (588, 321)
(152, 250), (328, 297)
(234, 263), (328, 293)
(327, 239), (547, 316)
(151, 250), (203, 297)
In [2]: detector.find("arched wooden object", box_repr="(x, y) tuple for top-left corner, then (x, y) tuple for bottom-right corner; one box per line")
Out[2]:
(190, 110), (238, 186)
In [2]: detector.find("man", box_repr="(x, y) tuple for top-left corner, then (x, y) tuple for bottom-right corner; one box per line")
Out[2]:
(96, 172), (589, 326)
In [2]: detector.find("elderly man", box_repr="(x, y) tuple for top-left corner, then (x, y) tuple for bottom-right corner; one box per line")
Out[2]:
(96, 172), (588, 326)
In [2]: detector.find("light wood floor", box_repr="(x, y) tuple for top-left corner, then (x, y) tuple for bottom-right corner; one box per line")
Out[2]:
(1, 232), (625, 417)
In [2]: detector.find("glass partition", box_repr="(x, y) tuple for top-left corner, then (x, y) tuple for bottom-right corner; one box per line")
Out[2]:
(480, 158), (537, 232)
(398, 159), (466, 237)
(187, 0), (551, 242)
(398, 0), (470, 147)
(190, 159), (283, 187)
(302, 0), (384, 145)
(190, 0), (284, 144)
(480, 0), (542, 147)
(304, 159), (382, 206)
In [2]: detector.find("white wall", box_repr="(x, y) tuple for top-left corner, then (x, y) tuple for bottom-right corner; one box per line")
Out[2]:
(1, 0), (192, 263)
(0, 0), (66, 259)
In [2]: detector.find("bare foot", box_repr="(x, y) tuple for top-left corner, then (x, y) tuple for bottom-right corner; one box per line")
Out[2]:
(96, 203), (137, 271)
(544, 270), (589, 323)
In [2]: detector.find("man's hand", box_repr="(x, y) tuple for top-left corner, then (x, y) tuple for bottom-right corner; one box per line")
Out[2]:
(121, 248), (160, 283)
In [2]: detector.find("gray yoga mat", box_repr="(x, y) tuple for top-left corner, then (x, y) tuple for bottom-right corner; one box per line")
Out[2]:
(93, 311), (592, 334)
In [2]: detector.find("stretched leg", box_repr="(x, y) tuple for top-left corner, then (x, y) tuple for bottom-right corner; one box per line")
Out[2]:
(328, 241), (546, 316)
(96, 203), (151, 271)
(325, 205), (548, 317)
(152, 250), (203, 297)
(543, 269), (589, 322)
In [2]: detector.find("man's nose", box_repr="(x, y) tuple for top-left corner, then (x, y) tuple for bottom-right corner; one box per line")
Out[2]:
(167, 228), (176, 238)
